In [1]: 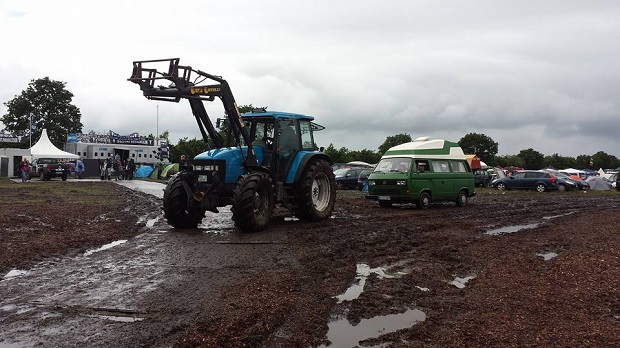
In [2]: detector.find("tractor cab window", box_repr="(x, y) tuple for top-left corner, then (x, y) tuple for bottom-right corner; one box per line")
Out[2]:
(299, 120), (315, 150)
(278, 119), (300, 152)
(245, 119), (275, 150)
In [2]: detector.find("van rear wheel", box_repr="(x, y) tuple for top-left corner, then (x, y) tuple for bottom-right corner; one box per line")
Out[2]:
(417, 192), (431, 209)
(456, 190), (468, 207)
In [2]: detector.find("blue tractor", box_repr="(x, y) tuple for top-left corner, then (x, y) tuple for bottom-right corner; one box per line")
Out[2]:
(128, 58), (336, 232)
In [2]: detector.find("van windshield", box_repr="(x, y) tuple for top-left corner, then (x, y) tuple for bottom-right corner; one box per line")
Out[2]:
(373, 158), (412, 174)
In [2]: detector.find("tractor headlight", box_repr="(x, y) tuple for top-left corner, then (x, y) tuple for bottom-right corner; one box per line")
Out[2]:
(368, 180), (376, 186)
(397, 180), (406, 185)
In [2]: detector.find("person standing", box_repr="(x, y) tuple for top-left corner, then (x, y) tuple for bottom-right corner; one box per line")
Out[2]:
(179, 154), (189, 171)
(100, 159), (107, 180)
(75, 158), (85, 179)
(19, 158), (29, 182)
(106, 156), (113, 180)
(126, 158), (135, 180)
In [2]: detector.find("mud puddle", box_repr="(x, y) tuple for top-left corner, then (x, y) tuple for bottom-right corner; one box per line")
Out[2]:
(486, 211), (577, 236)
(322, 262), (424, 347)
(320, 309), (426, 348)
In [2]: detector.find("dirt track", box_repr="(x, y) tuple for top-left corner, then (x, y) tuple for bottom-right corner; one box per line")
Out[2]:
(1, 179), (620, 347)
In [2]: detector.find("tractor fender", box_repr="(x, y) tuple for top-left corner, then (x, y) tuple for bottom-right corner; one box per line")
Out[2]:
(287, 152), (333, 184)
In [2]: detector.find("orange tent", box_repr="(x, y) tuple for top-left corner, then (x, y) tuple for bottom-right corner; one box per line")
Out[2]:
(465, 155), (481, 170)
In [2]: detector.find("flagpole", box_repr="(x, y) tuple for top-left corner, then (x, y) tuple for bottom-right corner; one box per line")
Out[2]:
(156, 104), (159, 146)
(29, 113), (32, 157)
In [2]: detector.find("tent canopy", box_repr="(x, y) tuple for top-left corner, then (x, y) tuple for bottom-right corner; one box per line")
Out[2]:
(160, 163), (179, 178)
(30, 129), (78, 159)
(585, 176), (612, 190)
(134, 166), (154, 178)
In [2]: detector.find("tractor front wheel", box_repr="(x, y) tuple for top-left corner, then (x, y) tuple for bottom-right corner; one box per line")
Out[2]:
(163, 176), (205, 228)
(293, 159), (336, 221)
(231, 172), (274, 232)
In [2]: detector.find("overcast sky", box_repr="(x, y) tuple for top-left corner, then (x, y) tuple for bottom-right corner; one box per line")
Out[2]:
(1, 0), (619, 157)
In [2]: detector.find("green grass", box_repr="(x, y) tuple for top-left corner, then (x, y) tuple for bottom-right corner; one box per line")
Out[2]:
(0, 178), (123, 204)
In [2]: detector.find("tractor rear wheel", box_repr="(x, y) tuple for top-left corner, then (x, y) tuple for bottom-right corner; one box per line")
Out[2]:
(231, 172), (274, 232)
(293, 159), (336, 221)
(163, 176), (205, 228)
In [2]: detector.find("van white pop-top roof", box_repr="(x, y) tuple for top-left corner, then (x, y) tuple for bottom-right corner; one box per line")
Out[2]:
(382, 137), (466, 160)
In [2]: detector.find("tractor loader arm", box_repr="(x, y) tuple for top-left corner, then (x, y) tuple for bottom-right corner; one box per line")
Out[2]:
(128, 58), (255, 164)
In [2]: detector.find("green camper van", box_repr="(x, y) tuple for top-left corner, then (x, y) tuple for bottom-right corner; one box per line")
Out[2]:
(366, 137), (475, 208)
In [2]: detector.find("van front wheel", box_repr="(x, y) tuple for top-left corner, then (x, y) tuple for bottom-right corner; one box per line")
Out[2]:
(417, 192), (431, 209)
(456, 190), (468, 207)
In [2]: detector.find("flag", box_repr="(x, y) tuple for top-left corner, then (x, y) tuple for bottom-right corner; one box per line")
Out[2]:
(30, 114), (37, 131)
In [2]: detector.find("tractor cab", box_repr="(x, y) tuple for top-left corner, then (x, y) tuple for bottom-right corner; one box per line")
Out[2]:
(241, 110), (324, 183)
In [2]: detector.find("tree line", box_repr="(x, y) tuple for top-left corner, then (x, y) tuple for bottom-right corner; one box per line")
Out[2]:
(2, 77), (619, 171)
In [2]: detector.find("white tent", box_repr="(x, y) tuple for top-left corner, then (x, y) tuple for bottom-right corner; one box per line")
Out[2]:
(30, 129), (79, 159)
(347, 161), (374, 168)
(561, 168), (585, 175)
(586, 176), (612, 190)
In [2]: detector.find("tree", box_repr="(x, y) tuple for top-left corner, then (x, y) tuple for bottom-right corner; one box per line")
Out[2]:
(493, 154), (525, 169)
(378, 133), (412, 155)
(324, 144), (350, 164)
(543, 153), (577, 170)
(458, 133), (499, 164)
(517, 148), (545, 169)
(169, 137), (206, 162)
(1, 77), (83, 148)
(348, 149), (381, 164)
(575, 155), (591, 170)
(590, 151), (618, 170)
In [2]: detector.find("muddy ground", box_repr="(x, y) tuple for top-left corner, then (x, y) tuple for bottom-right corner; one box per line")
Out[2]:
(1, 178), (620, 348)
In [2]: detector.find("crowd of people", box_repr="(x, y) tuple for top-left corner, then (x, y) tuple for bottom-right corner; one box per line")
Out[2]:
(16, 154), (186, 181)
(99, 155), (136, 180)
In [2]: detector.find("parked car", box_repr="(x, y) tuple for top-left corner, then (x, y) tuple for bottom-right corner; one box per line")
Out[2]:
(29, 158), (73, 181)
(491, 170), (559, 192)
(334, 167), (366, 189)
(548, 170), (589, 191)
(357, 168), (373, 190)
(474, 169), (492, 187)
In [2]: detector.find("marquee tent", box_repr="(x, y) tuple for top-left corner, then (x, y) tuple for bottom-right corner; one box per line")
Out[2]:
(30, 129), (79, 159)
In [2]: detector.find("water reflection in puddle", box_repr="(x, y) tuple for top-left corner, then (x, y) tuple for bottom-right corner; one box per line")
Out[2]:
(322, 262), (425, 347)
(319, 309), (426, 348)
(2, 269), (29, 280)
(83, 240), (128, 256)
(543, 211), (575, 220)
(336, 263), (410, 303)
(536, 252), (558, 261)
(485, 223), (540, 236)
(197, 208), (235, 234)
(91, 314), (145, 322)
(486, 211), (576, 236)
(450, 275), (476, 289)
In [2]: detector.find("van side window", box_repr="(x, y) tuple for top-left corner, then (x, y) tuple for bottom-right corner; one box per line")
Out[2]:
(415, 160), (429, 172)
(451, 160), (467, 173)
(432, 160), (450, 173)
